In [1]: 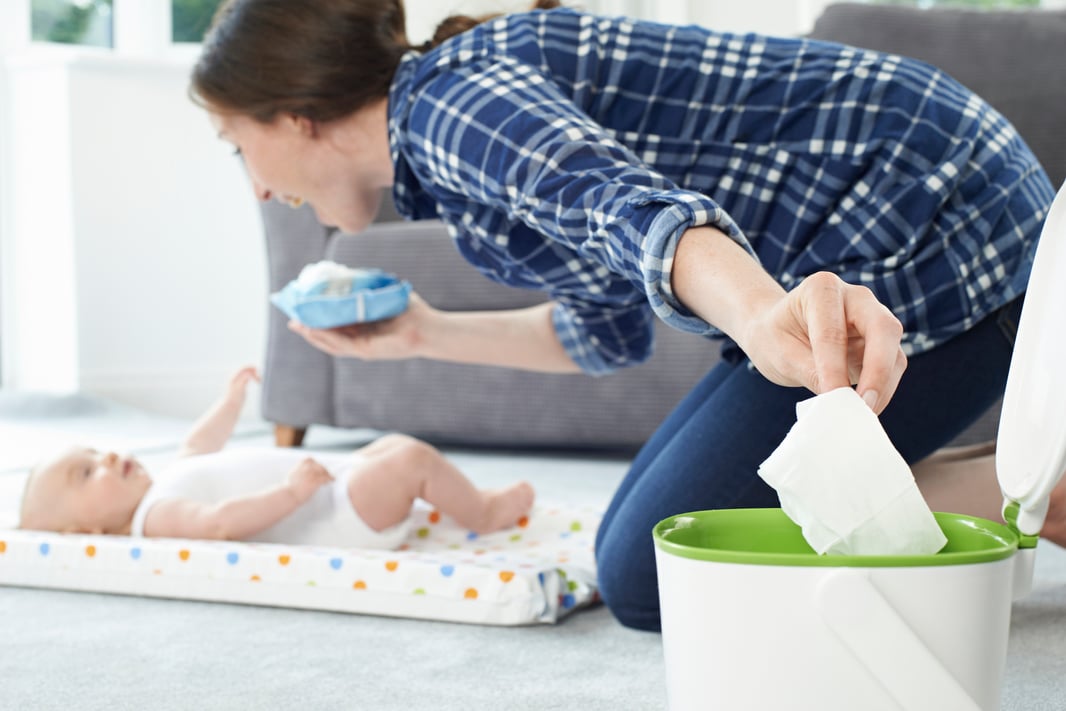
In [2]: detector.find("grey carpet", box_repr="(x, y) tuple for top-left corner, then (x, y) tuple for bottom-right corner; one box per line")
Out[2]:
(1, 406), (1064, 709)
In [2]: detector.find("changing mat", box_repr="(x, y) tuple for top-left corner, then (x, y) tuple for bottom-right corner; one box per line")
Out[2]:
(0, 501), (600, 626)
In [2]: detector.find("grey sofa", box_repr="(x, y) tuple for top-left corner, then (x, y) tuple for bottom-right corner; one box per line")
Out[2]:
(260, 2), (1065, 451)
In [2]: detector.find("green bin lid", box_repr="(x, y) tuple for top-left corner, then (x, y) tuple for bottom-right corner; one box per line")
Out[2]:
(653, 509), (1018, 567)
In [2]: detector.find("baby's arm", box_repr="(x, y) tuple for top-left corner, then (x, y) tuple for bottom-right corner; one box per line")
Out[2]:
(180, 366), (260, 457)
(142, 458), (333, 539)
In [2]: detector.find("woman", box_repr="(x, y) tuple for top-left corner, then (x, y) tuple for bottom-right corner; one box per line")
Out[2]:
(191, 0), (1057, 630)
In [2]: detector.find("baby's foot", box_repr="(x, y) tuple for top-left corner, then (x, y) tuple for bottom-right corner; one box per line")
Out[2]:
(477, 482), (536, 534)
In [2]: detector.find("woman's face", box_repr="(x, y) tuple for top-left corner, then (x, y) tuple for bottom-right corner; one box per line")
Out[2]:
(210, 109), (387, 234)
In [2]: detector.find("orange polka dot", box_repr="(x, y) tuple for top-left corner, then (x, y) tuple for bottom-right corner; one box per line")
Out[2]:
(499, 571), (515, 583)
(250, 574), (261, 582)
(385, 560), (399, 572)
(517, 516), (529, 528)
(84, 545), (96, 558)
(178, 549), (190, 561)
(428, 511), (441, 524)
(153, 569), (162, 575)
(278, 554), (291, 566)
(464, 588), (479, 599)
(0, 541), (7, 554)
(353, 580), (367, 590)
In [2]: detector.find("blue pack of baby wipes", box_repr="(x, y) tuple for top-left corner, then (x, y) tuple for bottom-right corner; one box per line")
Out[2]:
(270, 261), (412, 329)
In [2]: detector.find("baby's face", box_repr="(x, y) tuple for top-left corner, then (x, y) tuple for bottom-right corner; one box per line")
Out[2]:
(21, 447), (152, 534)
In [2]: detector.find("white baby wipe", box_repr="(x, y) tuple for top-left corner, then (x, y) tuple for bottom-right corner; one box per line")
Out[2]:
(295, 260), (356, 296)
(758, 386), (947, 556)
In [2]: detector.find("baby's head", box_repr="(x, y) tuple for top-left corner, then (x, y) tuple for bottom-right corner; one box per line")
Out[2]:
(18, 447), (152, 534)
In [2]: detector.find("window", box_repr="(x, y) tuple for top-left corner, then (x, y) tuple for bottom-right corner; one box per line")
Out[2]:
(172, 0), (224, 43)
(32, 0), (113, 47)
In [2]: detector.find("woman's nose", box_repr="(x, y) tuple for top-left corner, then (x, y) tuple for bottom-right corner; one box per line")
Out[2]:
(102, 452), (118, 466)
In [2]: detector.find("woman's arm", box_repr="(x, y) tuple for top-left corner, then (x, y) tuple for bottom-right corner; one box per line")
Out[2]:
(670, 226), (907, 413)
(142, 458), (333, 539)
(288, 296), (581, 373)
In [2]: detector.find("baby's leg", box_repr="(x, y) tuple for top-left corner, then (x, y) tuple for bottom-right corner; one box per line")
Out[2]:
(347, 434), (534, 534)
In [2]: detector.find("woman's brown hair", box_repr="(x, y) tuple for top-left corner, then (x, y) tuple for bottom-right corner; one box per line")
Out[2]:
(191, 0), (561, 124)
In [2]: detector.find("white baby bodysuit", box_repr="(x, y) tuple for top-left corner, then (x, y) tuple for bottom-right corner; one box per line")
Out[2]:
(129, 448), (411, 549)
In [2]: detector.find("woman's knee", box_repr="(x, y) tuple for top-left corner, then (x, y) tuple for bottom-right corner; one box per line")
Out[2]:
(595, 530), (663, 632)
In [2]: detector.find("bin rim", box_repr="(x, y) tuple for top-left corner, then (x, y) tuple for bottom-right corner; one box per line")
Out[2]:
(653, 508), (1019, 567)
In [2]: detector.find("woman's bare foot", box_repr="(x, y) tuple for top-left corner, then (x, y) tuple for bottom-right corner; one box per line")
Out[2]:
(475, 481), (536, 534)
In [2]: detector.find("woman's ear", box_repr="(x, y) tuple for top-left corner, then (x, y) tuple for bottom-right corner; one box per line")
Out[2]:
(285, 113), (319, 139)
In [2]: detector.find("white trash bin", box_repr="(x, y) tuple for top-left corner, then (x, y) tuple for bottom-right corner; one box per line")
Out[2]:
(654, 180), (1066, 711)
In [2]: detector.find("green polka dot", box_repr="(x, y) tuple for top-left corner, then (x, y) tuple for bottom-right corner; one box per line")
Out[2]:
(509, 534), (522, 542)
(413, 588), (426, 595)
(448, 544), (461, 550)
(307, 581), (317, 587)
(570, 521), (582, 532)
(568, 581), (578, 592)
(417, 527), (430, 539)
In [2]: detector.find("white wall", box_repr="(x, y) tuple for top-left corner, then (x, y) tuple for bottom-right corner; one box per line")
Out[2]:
(0, 0), (832, 420)
(1, 52), (266, 419)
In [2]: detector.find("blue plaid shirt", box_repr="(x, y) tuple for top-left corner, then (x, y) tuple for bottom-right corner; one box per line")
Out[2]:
(388, 8), (1054, 374)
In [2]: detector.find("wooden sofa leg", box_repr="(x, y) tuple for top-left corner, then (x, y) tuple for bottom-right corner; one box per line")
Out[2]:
(274, 424), (308, 448)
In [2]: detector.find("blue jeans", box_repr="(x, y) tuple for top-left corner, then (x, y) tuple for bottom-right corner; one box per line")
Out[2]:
(594, 297), (1024, 631)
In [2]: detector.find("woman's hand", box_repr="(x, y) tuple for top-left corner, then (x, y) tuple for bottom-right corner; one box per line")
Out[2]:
(739, 271), (907, 414)
(287, 291), (436, 360)
(672, 227), (906, 413)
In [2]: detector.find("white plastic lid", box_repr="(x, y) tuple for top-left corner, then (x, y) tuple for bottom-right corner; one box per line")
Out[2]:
(996, 180), (1066, 536)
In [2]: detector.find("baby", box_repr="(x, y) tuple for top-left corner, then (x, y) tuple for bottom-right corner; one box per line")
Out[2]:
(17, 366), (535, 549)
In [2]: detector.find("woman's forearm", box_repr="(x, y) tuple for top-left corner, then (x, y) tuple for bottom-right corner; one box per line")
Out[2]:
(670, 225), (785, 351)
(418, 302), (581, 373)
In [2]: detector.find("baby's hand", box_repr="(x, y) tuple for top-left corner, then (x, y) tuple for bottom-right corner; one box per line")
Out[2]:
(287, 457), (334, 502)
(225, 366), (261, 404)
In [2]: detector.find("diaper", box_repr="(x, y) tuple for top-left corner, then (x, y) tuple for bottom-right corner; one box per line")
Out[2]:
(253, 475), (410, 550)
(271, 260), (412, 328)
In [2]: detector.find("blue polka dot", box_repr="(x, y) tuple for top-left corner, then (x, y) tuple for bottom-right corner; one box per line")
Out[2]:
(38, 543), (50, 556)
(466, 532), (479, 541)
(439, 565), (455, 577)
(129, 547), (142, 560)
(561, 594), (576, 609)
(226, 552), (240, 565)
(329, 558), (343, 570)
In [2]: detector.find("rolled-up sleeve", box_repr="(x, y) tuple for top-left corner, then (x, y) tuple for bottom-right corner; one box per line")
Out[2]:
(551, 298), (655, 375)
